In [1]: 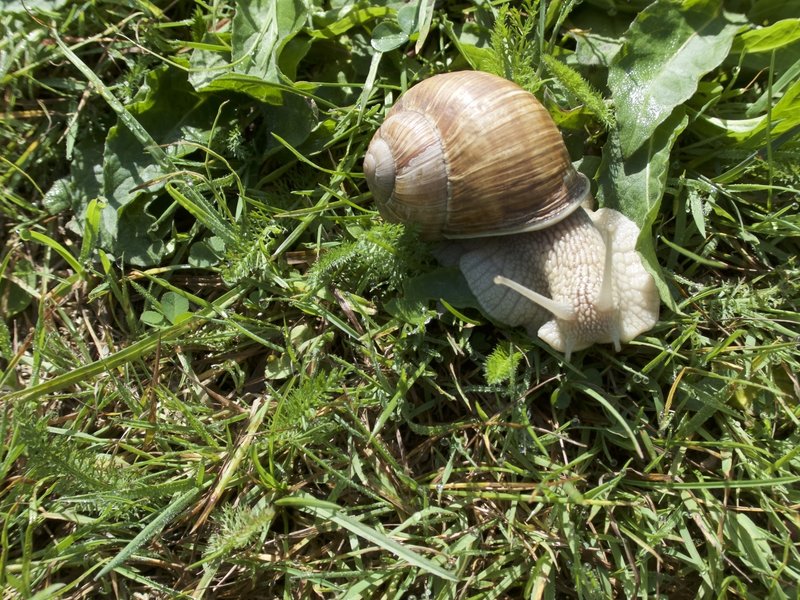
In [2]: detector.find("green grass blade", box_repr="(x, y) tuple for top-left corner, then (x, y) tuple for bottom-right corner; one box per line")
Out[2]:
(0, 285), (247, 403)
(574, 383), (644, 459)
(18, 229), (84, 278)
(94, 488), (200, 580)
(275, 494), (459, 581)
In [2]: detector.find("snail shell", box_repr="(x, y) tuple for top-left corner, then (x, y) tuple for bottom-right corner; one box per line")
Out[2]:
(364, 71), (589, 240)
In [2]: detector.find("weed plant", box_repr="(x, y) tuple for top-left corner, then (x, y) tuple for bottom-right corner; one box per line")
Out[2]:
(1, 0), (799, 598)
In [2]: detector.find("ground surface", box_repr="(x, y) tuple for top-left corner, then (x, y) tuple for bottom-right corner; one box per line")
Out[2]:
(1, 1), (799, 598)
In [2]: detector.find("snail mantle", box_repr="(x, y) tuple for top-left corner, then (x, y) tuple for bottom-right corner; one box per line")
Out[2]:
(364, 70), (659, 359)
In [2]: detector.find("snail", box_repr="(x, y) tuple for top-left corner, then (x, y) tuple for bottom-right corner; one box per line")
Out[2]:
(364, 71), (659, 359)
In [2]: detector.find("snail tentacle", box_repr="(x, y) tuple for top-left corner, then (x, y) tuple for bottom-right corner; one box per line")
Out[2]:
(493, 275), (576, 322)
(595, 232), (615, 313)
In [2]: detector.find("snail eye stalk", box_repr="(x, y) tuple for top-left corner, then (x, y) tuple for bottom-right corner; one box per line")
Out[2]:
(493, 275), (576, 322)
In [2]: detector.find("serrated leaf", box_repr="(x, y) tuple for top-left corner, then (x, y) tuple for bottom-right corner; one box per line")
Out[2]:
(484, 341), (523, 385)
(598, 108), (688, 311)
(384, 297), (433, 327)
(609, 0), (745, 158)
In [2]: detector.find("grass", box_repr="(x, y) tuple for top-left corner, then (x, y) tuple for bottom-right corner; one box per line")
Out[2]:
(1, 0), (800, 598)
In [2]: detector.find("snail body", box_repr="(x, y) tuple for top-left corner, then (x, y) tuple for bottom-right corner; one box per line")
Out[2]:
(364, 71), (659, 358)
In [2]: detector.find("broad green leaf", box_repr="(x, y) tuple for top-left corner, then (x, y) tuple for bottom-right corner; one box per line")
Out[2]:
(279, 36), (312, 82)
(371, 21), (408, 52)
(100, 67), (227, 264)
(308, 6), (391, 39)
(383, 297), (434, 327)
(397, 3), (419, 36)
(572, 31), (623, 69)
(0, 259), (36, 317)
(140, 311), (165, 327)
(44, 131), (107, 247)
(189, 0), (307, 103)
(738, 18), (800, 53)
(42, 177), (71, 213)
(195, 73), (288, 104)
(570, 9), (628, 68)
(393, 268), (484, 327)
(189, 236), (226, 268)
(112, 197), (167, 266)
(103, 66), (221, 208)
(598, 108), (688, 311)
(696, 78), (800, 146)
(264, 352), (294, 380)
(4, 0), (68, 11)
(609, 0), (745, 158)
(454, 43), (496, 73)
(232, 0), (305, 79)
(161, 292), (191, 325)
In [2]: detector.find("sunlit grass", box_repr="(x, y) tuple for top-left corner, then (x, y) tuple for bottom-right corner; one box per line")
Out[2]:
(1, 0), (799, 599)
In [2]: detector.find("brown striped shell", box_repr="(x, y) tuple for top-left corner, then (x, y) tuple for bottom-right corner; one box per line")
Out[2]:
(363, 71), (589, 240)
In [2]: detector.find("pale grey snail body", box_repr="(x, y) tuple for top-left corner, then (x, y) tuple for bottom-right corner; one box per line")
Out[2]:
(364, 71), (659, 358)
